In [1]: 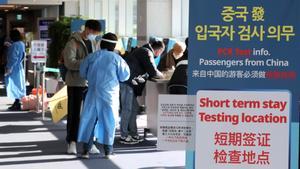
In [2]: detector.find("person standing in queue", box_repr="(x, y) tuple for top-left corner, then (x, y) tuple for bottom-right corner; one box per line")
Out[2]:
(5, 29), (26, 111)
(119, 40), (165, 144)
(77, 32), (130, 159)
(63, 20), (100, 154)
(157, 41), (186, 72)
(167, 37), (188, 94)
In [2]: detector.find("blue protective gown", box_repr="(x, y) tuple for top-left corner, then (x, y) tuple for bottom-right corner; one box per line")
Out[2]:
(78, 49), (130, 146)
(5, 41), (26, 99)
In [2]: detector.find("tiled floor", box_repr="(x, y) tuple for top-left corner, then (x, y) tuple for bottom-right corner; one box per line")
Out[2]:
(0, 80), (185, 169)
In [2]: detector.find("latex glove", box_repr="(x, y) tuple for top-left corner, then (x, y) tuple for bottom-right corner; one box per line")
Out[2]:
(136, 75), (146, 83)
(154, 70), (164, 79)
(131, 79), (138, 85)
(4, 41), (11, 47)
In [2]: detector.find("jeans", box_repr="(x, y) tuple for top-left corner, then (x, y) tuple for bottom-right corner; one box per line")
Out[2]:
(104, 144), (113, 154)
(120, 83), (139, 138)
(83, 135), (94, 152)
(83, 118), (97, 152)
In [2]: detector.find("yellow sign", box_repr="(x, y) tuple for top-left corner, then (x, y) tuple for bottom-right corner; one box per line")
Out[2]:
(48, 86), (68, 123)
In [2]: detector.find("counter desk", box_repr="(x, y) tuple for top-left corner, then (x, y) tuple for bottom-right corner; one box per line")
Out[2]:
(144, 78), (169, 137)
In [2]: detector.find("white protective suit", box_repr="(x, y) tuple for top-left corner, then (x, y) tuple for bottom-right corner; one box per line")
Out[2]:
(78, 49), (130, 146)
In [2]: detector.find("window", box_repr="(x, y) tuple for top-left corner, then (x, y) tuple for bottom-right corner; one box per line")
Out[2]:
(94, 0), (137, 36)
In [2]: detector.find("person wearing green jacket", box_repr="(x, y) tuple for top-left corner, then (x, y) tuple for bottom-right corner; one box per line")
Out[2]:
(63, 20), (100, 155)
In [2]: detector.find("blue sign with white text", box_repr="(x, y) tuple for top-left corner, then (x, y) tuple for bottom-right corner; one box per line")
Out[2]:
(0, 0), (7, 4)
(188, 0), (299, 169)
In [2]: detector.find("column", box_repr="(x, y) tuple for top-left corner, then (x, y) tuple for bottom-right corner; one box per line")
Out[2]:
(172, 0), (182, 37)
(181, 0), (189, 37)
(64, 1), (79, 17)
(42, 6), (59, 18)
(125, 0), (134, 36)
(137, 0), (172, 45)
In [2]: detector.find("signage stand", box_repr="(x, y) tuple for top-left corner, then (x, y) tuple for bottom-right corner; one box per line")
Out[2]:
(33, 63), (49, 121)
(31, 40), (49, 121)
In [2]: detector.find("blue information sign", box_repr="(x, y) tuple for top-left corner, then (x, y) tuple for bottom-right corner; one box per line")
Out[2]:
(0, 0), (7, 4)
(188, 0), (299, 169)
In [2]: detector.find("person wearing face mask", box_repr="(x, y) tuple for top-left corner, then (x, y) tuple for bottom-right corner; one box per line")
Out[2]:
(62, 19), (100, 155)
(157, 41), (186, 72)
(119, 40), (165, 144)
(78, 32), (130, 159)
(168, 37), (189, 94)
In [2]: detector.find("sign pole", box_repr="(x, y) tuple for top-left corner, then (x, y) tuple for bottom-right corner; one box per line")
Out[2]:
(33, 63), (36, 88)
(41, 64), (45, 120)
(36, 63), (40, 114)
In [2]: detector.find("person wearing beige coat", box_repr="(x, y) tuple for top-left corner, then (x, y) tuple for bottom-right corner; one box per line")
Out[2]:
(63, 20), (100, 155)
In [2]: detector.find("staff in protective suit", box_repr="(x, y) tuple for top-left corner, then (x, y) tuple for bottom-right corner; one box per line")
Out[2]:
(5, 29), (26, 111)
(77, 32), (130, 159)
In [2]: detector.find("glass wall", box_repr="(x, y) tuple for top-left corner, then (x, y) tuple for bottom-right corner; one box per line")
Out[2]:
(132, 0), (137, 35)
(93, 0), (137, 36)
(82, 0), (188, 38)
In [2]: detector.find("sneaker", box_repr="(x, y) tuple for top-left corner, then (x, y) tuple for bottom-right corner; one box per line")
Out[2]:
(67, 141), (77, 154)
(89, 144), (100, 154)
(119, 136), (138, 144)
(104, 152), (115, 159)
(131, 135), (144, 142)
(81, 152), (89, 159)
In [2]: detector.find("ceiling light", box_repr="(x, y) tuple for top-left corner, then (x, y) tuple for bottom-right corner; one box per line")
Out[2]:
(0, 5), (15, 8)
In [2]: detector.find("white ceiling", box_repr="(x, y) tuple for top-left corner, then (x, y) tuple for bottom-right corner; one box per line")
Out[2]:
(7, 0), (63, 5)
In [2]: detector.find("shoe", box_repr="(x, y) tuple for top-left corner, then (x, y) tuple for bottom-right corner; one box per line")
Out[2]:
(81, 152), (89, 159)
(132, 135), (144, 142)
(119, 136), (138, 144)
(89, 144), (100, 154)
(67, 141), (77, 154)
(7, 103), (21, 111)
(104, 152), (115, 159)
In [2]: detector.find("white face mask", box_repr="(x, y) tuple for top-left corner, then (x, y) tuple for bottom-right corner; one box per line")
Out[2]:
(87, 34), (97, 41)
(95, 35), (102, 42)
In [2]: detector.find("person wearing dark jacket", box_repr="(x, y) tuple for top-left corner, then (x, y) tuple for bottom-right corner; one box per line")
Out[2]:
(157, 41), (186, 71)
(167, 38), (188, 94)
(120, 40), (165, 144)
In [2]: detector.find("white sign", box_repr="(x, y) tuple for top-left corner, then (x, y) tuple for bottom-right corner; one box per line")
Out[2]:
(196, 90), (290, 169)
(31, 40), (47, 63)
(157, 95), (195, 150)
